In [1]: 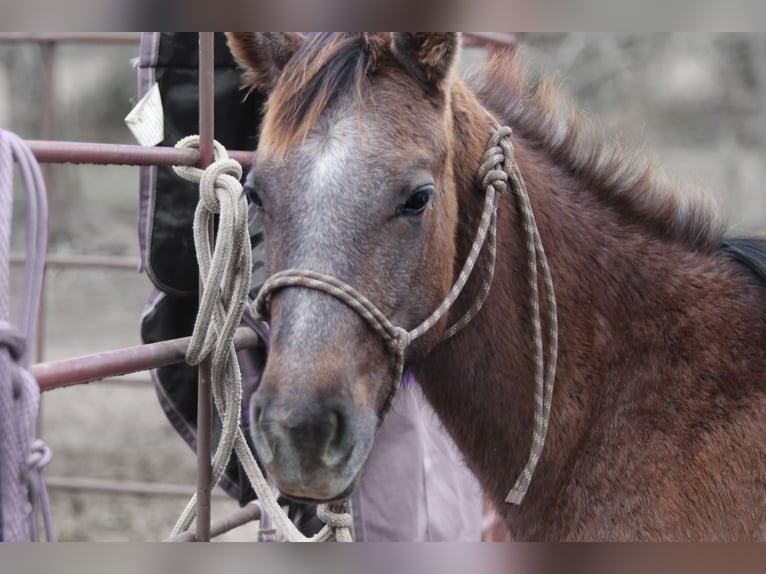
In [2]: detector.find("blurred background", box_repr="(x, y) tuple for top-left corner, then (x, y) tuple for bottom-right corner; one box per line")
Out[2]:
(2, 33), (765, 541)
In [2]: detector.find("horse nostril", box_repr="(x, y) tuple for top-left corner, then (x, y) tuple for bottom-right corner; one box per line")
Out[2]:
(253, 404), (263, 425)
(328, 409), (345, 451)
(320, 408), (350, 467)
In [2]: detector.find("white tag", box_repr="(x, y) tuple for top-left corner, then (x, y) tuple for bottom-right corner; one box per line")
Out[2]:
(124, 82), (164, 147)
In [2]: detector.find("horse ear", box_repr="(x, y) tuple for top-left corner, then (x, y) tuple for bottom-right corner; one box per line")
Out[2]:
(225, 32), (305, 92)
(391, 33), (461, 90)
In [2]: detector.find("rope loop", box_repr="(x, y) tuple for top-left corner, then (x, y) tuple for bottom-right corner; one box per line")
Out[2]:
(316, 505), (354, 530)
(26, 438), (52, 472)
(172, 135), (231, 184)
(481, 167), (509, 194)
(1, 129), (53, 541)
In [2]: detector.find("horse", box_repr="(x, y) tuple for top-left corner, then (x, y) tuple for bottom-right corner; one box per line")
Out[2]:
(225, 32), (766, 541)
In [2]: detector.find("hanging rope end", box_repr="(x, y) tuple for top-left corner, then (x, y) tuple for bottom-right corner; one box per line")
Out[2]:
(505, 488), (526, 506)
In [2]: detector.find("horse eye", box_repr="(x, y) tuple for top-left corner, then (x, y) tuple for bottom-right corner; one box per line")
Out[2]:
(243, 182), (264, 209)
(397, 186), (433, 216)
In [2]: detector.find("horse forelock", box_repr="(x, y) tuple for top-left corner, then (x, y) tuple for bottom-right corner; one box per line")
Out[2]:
(473, 53), (726, 253)
(260, 33), (387, 160)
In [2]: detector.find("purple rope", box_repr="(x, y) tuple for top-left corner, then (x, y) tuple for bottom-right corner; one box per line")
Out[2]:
(0, 129), (54, 542)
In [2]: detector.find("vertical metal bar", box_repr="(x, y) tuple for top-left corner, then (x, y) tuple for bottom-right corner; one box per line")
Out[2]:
(35, 41), (55, 460)
(195, 32), (215, 543)
(37, 40), (54, 366)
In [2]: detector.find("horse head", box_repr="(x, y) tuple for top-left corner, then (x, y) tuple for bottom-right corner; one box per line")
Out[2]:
(227, 32), (464, 503)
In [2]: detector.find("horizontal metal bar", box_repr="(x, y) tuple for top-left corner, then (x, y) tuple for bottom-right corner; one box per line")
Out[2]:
(0, 33), (140, 43)
(33, 325), (262, 391)
(45, 476), (229, 499)
(26, 140), (253, 167)
(165, 503), (262, 542)
(10, 252), (139, 270)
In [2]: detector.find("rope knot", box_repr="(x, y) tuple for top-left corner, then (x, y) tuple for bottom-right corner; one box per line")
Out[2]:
(476, 125), (514, 195)
(172, 135), (239, 195)
(392, 327), (411, 354)
(198, 158), (243, 214)
(27, 439), (53, 472)
(316, 504), (353, 531)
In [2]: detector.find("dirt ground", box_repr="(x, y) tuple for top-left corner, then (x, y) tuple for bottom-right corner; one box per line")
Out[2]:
(3, 34), (766, 542)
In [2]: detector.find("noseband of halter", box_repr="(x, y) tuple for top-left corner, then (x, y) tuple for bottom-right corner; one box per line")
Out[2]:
(252, 123), (558, 506)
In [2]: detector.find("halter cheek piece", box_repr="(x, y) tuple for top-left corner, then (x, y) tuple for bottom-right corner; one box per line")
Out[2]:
(253, 123), (558, 505)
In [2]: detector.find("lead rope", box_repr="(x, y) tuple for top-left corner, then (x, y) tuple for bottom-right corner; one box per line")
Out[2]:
(254, 124), (558, 506)
(171, 136), (352, 542)
(490, 127), (559, 505)
(0, 130), (54, 541)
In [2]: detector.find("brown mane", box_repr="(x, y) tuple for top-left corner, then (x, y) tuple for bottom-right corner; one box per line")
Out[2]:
(472, 53), (726, 252)
(259, 33), (388, 159)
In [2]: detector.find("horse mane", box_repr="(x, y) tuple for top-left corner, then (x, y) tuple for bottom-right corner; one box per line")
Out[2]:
(472, 53), (727, 253)
(259, 33), (387, 159)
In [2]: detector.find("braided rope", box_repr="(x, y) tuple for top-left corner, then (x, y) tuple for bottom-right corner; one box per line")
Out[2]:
(171, 136), (352, 542)
(0, 130), (53, 541)
(254, 124), (558, 506)
(502, 140), (559, 505)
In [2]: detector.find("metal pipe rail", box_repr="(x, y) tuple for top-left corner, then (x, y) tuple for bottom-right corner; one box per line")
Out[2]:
(32, 326), (261, 391)
(10, 253), (139, 270)
(45, 476), (230, 499)
(26, 140), (253, 167)
(165, 503), (262, 542)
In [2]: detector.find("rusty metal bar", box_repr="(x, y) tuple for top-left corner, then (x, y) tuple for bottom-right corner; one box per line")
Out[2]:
(165, 503), (262, 542)
(45, 476), (230, 499)
(195, 31), (216, 544)
(27, 140), (198, 165)
(34, 38), (56, 439)
(0, 33), (140, 43)
(10, 253), (139, 270)
(25, 140), (251, 167)
(26, 140), (252, 167)
(31, 325), (261, 391)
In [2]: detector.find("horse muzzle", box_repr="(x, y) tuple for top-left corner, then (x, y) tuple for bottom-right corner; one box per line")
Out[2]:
(249, 385), (376, 502)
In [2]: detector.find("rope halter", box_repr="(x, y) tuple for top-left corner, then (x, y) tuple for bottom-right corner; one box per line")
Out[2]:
(253, 123), (559, 505)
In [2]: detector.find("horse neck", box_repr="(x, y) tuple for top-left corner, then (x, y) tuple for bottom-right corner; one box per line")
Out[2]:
(414, 83), (680, 535)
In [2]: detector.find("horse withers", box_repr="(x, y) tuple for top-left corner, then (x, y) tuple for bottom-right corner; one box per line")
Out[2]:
(226, 32), (766, 541)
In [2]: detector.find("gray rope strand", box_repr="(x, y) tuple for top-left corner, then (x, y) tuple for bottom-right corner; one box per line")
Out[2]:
(171, 138), (249, 535)
(409, 175), (501, 343)
(504, 148), (559, 506)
